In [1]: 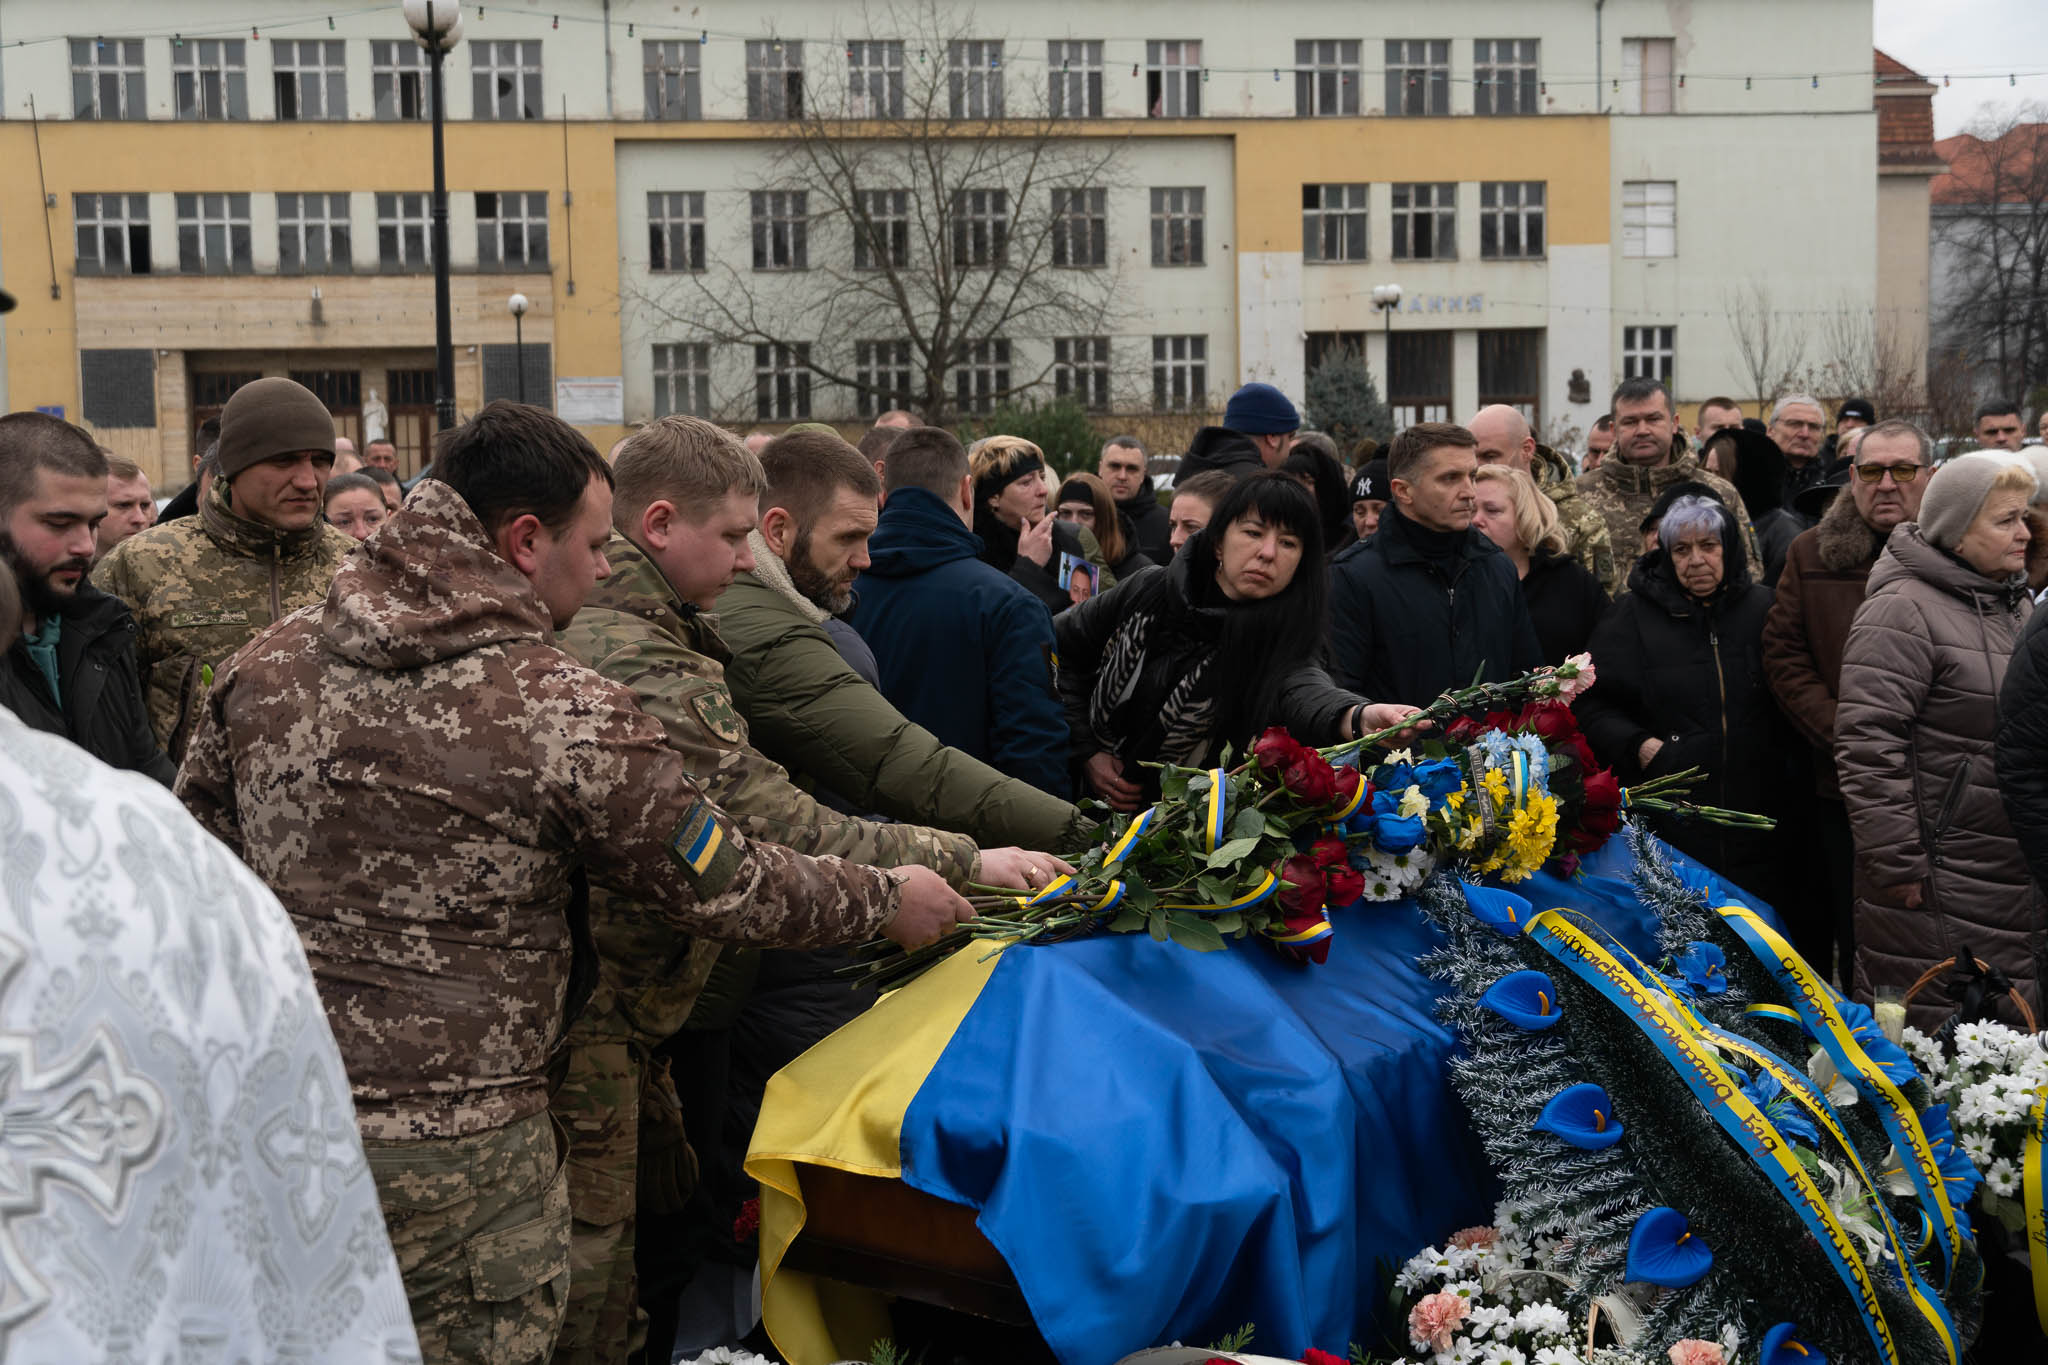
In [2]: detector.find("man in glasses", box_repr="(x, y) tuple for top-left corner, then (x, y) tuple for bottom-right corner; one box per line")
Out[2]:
(1763, 419), (1932, 986)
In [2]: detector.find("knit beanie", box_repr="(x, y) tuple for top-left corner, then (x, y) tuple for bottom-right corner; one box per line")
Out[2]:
(1222, 382), (1300, 435)
(1917, 453), (2036, 553)
(1351, 459), (1391, 504)
(217, 377), (337, 481)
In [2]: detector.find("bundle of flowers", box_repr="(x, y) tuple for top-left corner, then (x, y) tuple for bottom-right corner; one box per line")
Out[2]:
(1901, 1020), (2048, 1223)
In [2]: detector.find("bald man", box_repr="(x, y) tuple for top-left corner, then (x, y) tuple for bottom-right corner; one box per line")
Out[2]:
(1466, 404), (1615, 589)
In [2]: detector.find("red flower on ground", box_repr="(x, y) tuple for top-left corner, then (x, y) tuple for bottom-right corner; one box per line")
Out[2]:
(1582, 766), (1623, 814)
(1325, 865), (1366, 906)
(1277, 854), (1327, 913)
(1444, 715), (1484, 744)
(1518, 701), (1579, 745)
(1309, 836), (1349, 869)
(1302, 1350), (1348, 1365)
(1332, 764), (1363, 809)
(1253, 726), (1307, 775)
(1281, 750), (1340, 806)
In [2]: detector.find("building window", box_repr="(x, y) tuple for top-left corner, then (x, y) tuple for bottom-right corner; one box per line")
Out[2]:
(1303, 183), (1367, 263)
(1479, 182), (1545, 259)
(1150, 187), (1205, 267)
(371, 40), (428, 120)
(175, 39), (247, 120)
(1478, 329), (1543, 426)
(644, 40), (701, 120)
(848, 41), (904, 119)
(1384, 39), (1449, 116)
(278, 193), (352, 273)
(855, 340), (915, 417)
(949, 41), (1005, 119)
(952, 189), (1009, 267)
(653, 342), (711, 417)
(273, 40), (346, 121)
(1295, 40), (1361, 117)
(1392, 183), (1456, 261)
(473, 40), (543, 121)
(755, 342), (812, 420)
(71, 39), (145, 120)
(1147, 41), (1201, 118)
(1622, 181), (1677, 257)
(855, 189), (910, 270)
(74, 194), (151, 276)
(1621, 38), (1675, 115)
(746, 40), (804, 120)
(377, 192), (432, 270)
(1152, 335), (1207, 411)
(1389, 331), (1453, 427)
(1054, 336), (1111, 412)
(751, 191), (808, 270)
(1051, 188), (1107, 268)
(1474, 39), (1539, 116)
(175, 193), (252, 275)
(953, 339), (1011, 415)
(1047, 40), (1102, 119)
(1623, 325), (1675, 383)
(476, 191), (549, 268)
(648, 191), (705, 273)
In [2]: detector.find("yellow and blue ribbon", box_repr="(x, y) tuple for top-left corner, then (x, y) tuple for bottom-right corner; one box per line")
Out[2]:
(1329, 771), (1369, 821)
(1158, 869), (1280, 914)
(2025, 1087), (2048, 1335)
(1202, 768), (1230, 853)
(1103, 805), (1158, 869)
(1743, 1002), (1804, 1028)
(1016, 874), (1126, 915)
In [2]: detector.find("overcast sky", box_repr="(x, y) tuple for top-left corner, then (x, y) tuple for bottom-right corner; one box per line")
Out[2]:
(1874, 0), (2048, 137)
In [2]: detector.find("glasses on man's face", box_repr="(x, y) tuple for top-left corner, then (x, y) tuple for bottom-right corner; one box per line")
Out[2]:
(1854, 462), (1922, 484)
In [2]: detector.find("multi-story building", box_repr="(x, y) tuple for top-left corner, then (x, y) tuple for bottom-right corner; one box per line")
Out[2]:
(0, 1), (1913, 484)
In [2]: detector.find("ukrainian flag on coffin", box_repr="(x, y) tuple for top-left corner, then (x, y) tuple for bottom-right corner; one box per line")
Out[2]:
(745, 835), (1781, 1365)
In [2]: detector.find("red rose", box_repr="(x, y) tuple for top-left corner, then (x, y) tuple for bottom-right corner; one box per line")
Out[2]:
(1253, 726), (1307, 775)
(1482, 708), (1520, 732)
(1582, 766), (1622, 813)
(1444, 715), (1483, 744)
(1281, 750), (1339, 806)
(1324, 865), (1366, 906)
(1277, 854), (1327, 913)
(1566, 733), (1600, 778)
(1332, 764), (1363, 809)
(1520, 702), (1578, 745)
(1309, 836), (1349, 869)
(1303, 1352), (1348, 1365)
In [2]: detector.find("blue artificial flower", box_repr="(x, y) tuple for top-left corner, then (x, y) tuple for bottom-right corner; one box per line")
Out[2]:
(1671, 941), (1729, 996)
(1918, 1104), (1985, 1206)
(1414, 757), (1464, 806)
(1533, 1083), (1625, 1150)
(1372, 759), (1416, 793)
(1479, 971), (1565, 1031)
(1734, 1067), (1819, 1150)
(1624, 1207), (1714, 1288)
(1368, 788), (1426, 853)
(1759, 1323), (1826, 1365)
(1462, 884), (1532, 937)
(1342, 803), (1376, 838)
(1832, 1000), (1918, 1086)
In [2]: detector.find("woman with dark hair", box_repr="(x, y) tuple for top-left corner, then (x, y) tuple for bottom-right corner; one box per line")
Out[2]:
(1052, 471), (1154, 584)
(1701, 426), (1801, 587)
(1281, 437), (1352, 555)
(1054, 472), (1418, 809)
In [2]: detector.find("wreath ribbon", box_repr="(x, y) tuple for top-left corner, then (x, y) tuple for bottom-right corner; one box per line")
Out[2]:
(2025, 1087), (2048, 1335)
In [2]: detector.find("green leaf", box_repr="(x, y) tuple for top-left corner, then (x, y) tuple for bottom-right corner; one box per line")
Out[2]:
(1231, 807), (1268, 841)
(1123, 880), (1159, 913)
(1205, 836), (1263, 868)
(1159, 768), (1191, 802)
(1195, 874), (1232, 906)
(1211, 911), (1243, 935)
(1164, 913), (1227, 953)
(1106, 907), (1147, 934)
(1147, 909), (1169, 942)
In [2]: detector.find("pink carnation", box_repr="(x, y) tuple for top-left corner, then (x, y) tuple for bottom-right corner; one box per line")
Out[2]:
(1408, 1291), (1471, 1353)
(1667, 1341), (1725, 1365)
(1555, 652), (1597, 701)
(1447, 1225), (1500, 1250)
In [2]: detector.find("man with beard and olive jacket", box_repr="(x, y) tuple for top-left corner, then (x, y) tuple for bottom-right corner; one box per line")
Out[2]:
(0, 413), (172, 782)
(1172, 382), (1300, 487)
(547, 416), (1063, 1365)
(175, 401), (974, 1363)
(96, 377), (355, 758)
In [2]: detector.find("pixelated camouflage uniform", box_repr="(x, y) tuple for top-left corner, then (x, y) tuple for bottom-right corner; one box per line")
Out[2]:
(546, 534), (980, 1365)
(176, 480), (904, 1365)
(93, 472), (355, 757)
(1573, 441), (1763, 597)
(1531, 444), (1616, 593)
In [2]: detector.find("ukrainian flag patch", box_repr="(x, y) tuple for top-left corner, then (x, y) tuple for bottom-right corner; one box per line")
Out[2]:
(668, 800), (740, 894)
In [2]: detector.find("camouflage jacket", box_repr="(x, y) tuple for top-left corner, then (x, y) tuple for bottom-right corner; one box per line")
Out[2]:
(555, 533), (978, 1045)
(1574, 451), (1762, 597)
(1532, 444), (1616, 592)
(174, 479), (902, 1142)
(94, 476), (355, 757)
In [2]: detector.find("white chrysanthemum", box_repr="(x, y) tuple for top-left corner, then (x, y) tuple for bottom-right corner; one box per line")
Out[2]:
(1400, 785), (1432, 818)
(1466, 1303), (1513, 1340)
(1533, 1349), (1583, 1365)
(1478, 1346), (1527, 1365)
(1513, 1302), (1571, 1341)
(1988, 1157), (2020, 1198)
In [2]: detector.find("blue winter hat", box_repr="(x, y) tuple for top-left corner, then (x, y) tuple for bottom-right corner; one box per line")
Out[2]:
(1223, 382), (1301, 435)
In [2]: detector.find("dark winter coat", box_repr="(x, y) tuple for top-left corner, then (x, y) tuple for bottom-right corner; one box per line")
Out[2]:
(848, 487), (1071, 799)
(1173, 426), (1265, 485)
(1327, 502), (1542, 706)
(1576, 533), (1786, 895)
(1520, 548), (1608, 666)
(1761, 491), (1887, 799)
(1053, 555), (1362, 791)
(1716, 426), (1803, 587)
(1119, 489), (1174, 564)
(0, 583), (174, 784)
(1836, 524), (2040, 1029)
(1997, 608), (2048, 903)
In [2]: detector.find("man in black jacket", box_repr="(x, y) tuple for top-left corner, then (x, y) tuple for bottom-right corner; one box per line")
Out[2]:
(1328, 422), (1541, 706)
(1099, 435), (1171, 562)
(1173, 382), (1299, 486)
(0, 412), (173, 783)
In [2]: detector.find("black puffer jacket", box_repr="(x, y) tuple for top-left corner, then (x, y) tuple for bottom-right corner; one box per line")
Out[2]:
(1576, 522), (1786, 893)
(1997, 605), (2048, 900)
(1118, 490), (1173, 564)
(1520, 548), (1608, 666)
(1173, 426), (1265, 485)
(0, 583), (174, 784)
(1714, 426), (1803, 587)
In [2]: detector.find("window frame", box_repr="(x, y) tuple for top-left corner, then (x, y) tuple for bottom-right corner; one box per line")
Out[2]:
(952, 338), (1012, 415)
(1047, 40), (1103, 119)
(754, 341), (813, 421)
(472, 39), (544, 121)
(1622, 180), (1677, 257)
(476, 190), (550, 269)
(751, 190), (809, 271)
(272, 39), (347, 122)
(174, 39), (248, 121)
(652, 341), (711, 417)
(371, 40), (429, 121)
(1152, 334), (1208, 412)
(376, 192), (433, 271)
(1621, 38), (1675, 115)
(277, 192), (353, 274)
(951, 189), (1010, 269)
(175, 192), (253, 275)
(1384, 39), (1450, 117)
(647, 191), (706, 273)
(1622, 324), (1676, 384)
(1051, 187), (1107, 269)
(855, 339), (916, 418)
(1146, 41), (1202, 118)
(746, 40), (805, 120)
(847, 40), (905, 119)
(1294, 39), (1361, 117)
(1053, 336), (1112, 412)
(949, 40), (1006, 120)
(1149, 187), (1206, 267)
(73, 193), (152, 276)
(71, 38), (146, 120)
(1302, 183), (1368, 264)
(1478, 181), (1545, 259)
(853, 189), (910, 271)
(1473, 39), (1540, 116)
(1391, 182), (1458, 261)
(644, 39), (702, 121)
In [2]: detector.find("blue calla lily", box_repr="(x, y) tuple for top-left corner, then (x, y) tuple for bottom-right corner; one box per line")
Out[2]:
(1830, 1000), (1919, 1085)
(1759, 1323), (1826, 1365)
(1671, 941), (1730, 996)
(1918, 1103), (1986, 1206)
(1734, 1067), (1819, 1149)
(1533, 1083), (1624, 1150)
(1624, 1206), (1713, 1288)
(1479, 971), (1564, 1030)
(1462, 885), (1532, 937)
(1415, 757), (1464, 805)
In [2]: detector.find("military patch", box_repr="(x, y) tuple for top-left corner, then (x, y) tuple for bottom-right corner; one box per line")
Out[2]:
(167, 608), (251, 628)
(687, 688), (747, 745)
(668, 800), (741, 896)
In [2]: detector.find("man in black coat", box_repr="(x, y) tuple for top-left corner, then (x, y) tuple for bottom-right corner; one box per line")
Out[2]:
(0, 412), (173, 783)
(1996, 607), (2048, 896)
(1173, 382), (1300, 486)
(1328, 421), (1541, 706)
(1099, 435), (1171, 563)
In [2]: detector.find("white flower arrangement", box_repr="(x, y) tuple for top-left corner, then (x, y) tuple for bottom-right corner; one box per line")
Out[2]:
(1902, 1021), (2048, 1207)
(1361, 845), (1437, 902)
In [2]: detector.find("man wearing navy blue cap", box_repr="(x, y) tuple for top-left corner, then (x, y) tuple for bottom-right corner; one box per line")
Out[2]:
(1173, 381), (1299, 486)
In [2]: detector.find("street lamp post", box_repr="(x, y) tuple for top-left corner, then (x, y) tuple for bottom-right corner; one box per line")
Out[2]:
(507, 293), (530, 403)
(1371, 283), (1402, 420)
(403, 1), (463, 432)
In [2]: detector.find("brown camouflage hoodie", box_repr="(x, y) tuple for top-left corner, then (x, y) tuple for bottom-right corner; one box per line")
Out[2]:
(176, 479), (901, 1141)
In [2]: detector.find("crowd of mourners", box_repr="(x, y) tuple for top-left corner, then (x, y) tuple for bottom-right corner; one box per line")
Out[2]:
(3, 352), (2048, 1364)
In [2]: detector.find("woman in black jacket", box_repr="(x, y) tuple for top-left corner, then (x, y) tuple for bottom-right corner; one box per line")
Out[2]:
(1052, 472), (1154, 585)
(1576, 494), (1788, 898)
(1701, 426), (1803, 587)
(1054, 472), (1416, 809)
(1471, 463), (1607, 665)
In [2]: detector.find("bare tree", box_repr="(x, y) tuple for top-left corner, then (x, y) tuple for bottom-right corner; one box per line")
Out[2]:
(1805, 299), (1923, 419)
(1932, 103), (2048, 406)
(628, 1), (1130, 428)
(1723, 281), (1809, 411)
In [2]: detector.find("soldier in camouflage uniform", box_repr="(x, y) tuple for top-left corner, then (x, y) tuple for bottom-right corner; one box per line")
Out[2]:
(1466, 404), (1615, 590)
(1573, 378), (1761, 596)
(549, 419), (1065, 1364)
(95, 377), (355, 759)
(176, 403), (975, 1365)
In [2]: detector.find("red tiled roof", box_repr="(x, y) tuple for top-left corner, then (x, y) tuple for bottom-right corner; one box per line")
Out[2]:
(1933, 122), (2048, 203)
(1874, 48), (1940, 170)
(1873, 49), (1929, 83)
